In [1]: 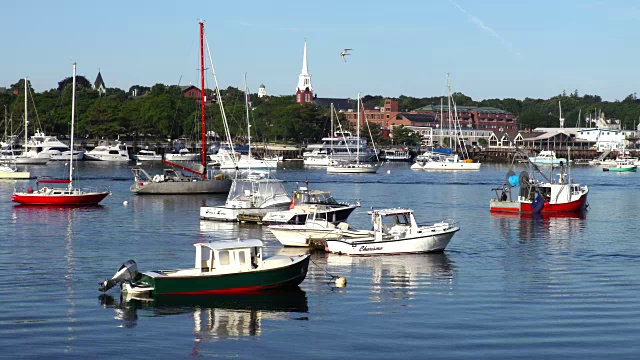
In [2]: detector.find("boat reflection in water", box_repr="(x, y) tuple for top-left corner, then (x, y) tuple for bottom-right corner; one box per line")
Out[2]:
(491, 210), (587, 245)
(99, 289), (308, 337)
(325, 252), (454, 300)
(198, 219), (264, 242)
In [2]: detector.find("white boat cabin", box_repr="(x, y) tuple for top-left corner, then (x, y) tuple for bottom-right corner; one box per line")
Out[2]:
(370, 208), (418, 241)
(194, 240), (264, 274)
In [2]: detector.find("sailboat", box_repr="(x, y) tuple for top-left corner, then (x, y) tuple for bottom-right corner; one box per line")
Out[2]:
(14, 78), (50, 165)
(130, 21), (233, 195)
(216, 74), (277, 170)
(327, 94), (378, 174)
(11, 63), (110, 205)
(411, 74), (481, 171)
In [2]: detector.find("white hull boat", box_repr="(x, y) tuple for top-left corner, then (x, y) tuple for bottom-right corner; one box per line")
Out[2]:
(0, 165), (30, 179)
(327, 162), (378, 174)
(269, 221), (371, 247)
(325, 208), (459, 256)
(165, 149), (199, 162)
(85, 140), (130, 161)
(411, 154), (480, 171)
(134, 150), (162, 161)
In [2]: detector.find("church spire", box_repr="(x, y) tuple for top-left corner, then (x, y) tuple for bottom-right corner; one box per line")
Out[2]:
(295, 40), (313, 104)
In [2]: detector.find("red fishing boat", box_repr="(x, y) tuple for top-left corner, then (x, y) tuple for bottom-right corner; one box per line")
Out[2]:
(490, 148), (588, 214)
(11, 64), (110, 206)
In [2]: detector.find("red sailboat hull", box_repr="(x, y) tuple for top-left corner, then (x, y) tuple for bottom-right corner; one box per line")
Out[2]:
(11, 192), (109, 206)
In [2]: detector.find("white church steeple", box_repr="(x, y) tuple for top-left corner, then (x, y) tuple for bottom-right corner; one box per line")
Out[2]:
(295, 40), (313, 104)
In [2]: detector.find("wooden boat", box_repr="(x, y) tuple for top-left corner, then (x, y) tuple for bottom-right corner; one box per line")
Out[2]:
(99, 239), (310, 297)
(11, 64), (110, 206)
(490, 147), (588, 214)
(325, 208), (459, 256)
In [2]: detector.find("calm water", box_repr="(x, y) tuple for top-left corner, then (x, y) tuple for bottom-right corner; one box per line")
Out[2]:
(1, 161), (639, 359)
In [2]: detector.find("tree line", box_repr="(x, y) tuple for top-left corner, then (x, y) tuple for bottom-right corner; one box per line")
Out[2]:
(2, 77), (640, 148)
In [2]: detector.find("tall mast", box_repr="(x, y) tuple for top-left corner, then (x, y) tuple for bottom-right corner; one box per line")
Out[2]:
(357, 93), (360, 164)
(69, 63), (77, 189)
(24, 77), (28, 153)
(330, 102), (334, 162)
(244, 72), (251, 159)
(447, 73), (453, 152)
(199, 21), (207, 179)
(440, 97), (443, 147)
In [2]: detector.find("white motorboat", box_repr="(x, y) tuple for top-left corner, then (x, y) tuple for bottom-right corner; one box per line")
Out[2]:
(268, 206), (371, 247)
(528, 150), (568, 166)
(217, 148), (278, 170)
(85, 140), (130, 161)
(165, 148), (199, 161)
(24, 130), (84, 161)
(325, 208), (459, 256)
(303, 149), (332, 166)
(411, 153), (481, 170)
(134, 149), (162, 161)
(262, 185), (358, 225)
(200, 171), (291, 222)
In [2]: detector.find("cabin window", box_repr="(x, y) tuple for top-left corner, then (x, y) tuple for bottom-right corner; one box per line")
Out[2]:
(238, 251), (246, 265)
(219, 250), (230, 266)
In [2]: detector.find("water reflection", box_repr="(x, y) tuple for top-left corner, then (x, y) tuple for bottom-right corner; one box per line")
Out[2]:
(199, 220), (264, 242)
(491, 211), (587, 244)
(326, 253), (455, 300)
(99, 289), (308, 337)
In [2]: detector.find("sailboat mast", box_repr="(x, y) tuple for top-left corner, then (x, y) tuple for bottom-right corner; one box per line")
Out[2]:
(330, 102), (334, 162)
(357, 93), (360, 164)
(199, 21), (207, 179)
(447, 73), (453, 152)
(440, 97), (443, 147)
(24, 77), (28, 153)
(244, 72), (251, 159)
(69, 63), (77, 189)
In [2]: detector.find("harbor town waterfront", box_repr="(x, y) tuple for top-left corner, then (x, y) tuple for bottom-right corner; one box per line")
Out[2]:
(0, 161), (639, 359)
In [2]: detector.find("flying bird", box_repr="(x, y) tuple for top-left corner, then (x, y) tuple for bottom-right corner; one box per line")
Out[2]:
(340, 49), (352, 62)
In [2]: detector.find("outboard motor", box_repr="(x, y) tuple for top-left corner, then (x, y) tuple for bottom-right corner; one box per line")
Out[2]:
(99, 260), (138, 292)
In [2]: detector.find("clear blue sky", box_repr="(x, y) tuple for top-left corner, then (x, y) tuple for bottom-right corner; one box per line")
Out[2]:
(2, 0), (638, 101)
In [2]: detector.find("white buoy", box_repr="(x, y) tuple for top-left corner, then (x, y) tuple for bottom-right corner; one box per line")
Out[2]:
(334, 276), (347, 288)
(386, 169), (391, 174)
(123, 201), (128, 206)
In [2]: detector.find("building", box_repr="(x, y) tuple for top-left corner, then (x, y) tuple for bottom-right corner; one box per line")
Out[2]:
(180, 85), (214, 104)
(258, 84), (267, 98)
(344, 98), (401, 129)
(94, 70), (106, 97)
(295, 41), (313, 104)
(413, 105), (517, 131)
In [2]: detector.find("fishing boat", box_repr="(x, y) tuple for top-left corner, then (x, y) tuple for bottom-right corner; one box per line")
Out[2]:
(11, 64), (110, 206)
(130, 21), (232, 195)
(327, 95), (379, 174)
(325, 208), (459, 256)
(99, 239), (310, 297)
(262, 184), (358, 225)
(603, 158), (637, 172)
(200, 171), (291, 222)
(490, 148), (588, 214)
(268, 206), (371, 247)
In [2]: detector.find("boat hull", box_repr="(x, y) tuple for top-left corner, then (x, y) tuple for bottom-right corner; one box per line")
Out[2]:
(200, 203), (290, 222)
(269, 226), (371, 247)
(411, 161), (481, 170)
(326, 228), (459, 256)
(139, 255), (310, 296)
(11, 191), (109, 205)
(327, 164), (378, 174)
(489, 192), (588, 214)
(131, 178), (232, 194)
(0, 170), (31, 179)
(262, 205), (356, 225)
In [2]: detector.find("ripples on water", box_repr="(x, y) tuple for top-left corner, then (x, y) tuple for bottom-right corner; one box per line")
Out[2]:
(0, 162), (639, 359)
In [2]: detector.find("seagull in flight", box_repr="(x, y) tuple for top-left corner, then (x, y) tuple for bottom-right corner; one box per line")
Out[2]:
(340, 48), (352, 62)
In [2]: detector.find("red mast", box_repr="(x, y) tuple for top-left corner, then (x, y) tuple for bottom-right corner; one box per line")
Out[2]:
(199, 21), (207, 179)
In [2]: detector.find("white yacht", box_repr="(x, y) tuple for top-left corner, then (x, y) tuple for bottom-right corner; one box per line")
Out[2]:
(133, 149), (162, 161)
(165, 148), (199, 161)
(304, 130), (377, 163)
(84, 139), (130, 162)
(24, 130), (84, 161)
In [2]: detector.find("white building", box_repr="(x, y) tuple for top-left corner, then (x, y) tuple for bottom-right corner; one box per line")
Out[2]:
(258, 84), (267, 98)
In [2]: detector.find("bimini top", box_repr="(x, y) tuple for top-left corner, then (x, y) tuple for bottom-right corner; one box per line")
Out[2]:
(195, 239), (264, 251)
(368, 208), (414, 216)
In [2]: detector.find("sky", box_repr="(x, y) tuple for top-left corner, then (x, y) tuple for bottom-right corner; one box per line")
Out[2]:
(2, 0), (639, 102)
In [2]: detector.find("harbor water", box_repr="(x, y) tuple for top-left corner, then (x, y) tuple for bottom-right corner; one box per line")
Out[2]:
(1, 161), (639, 359)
